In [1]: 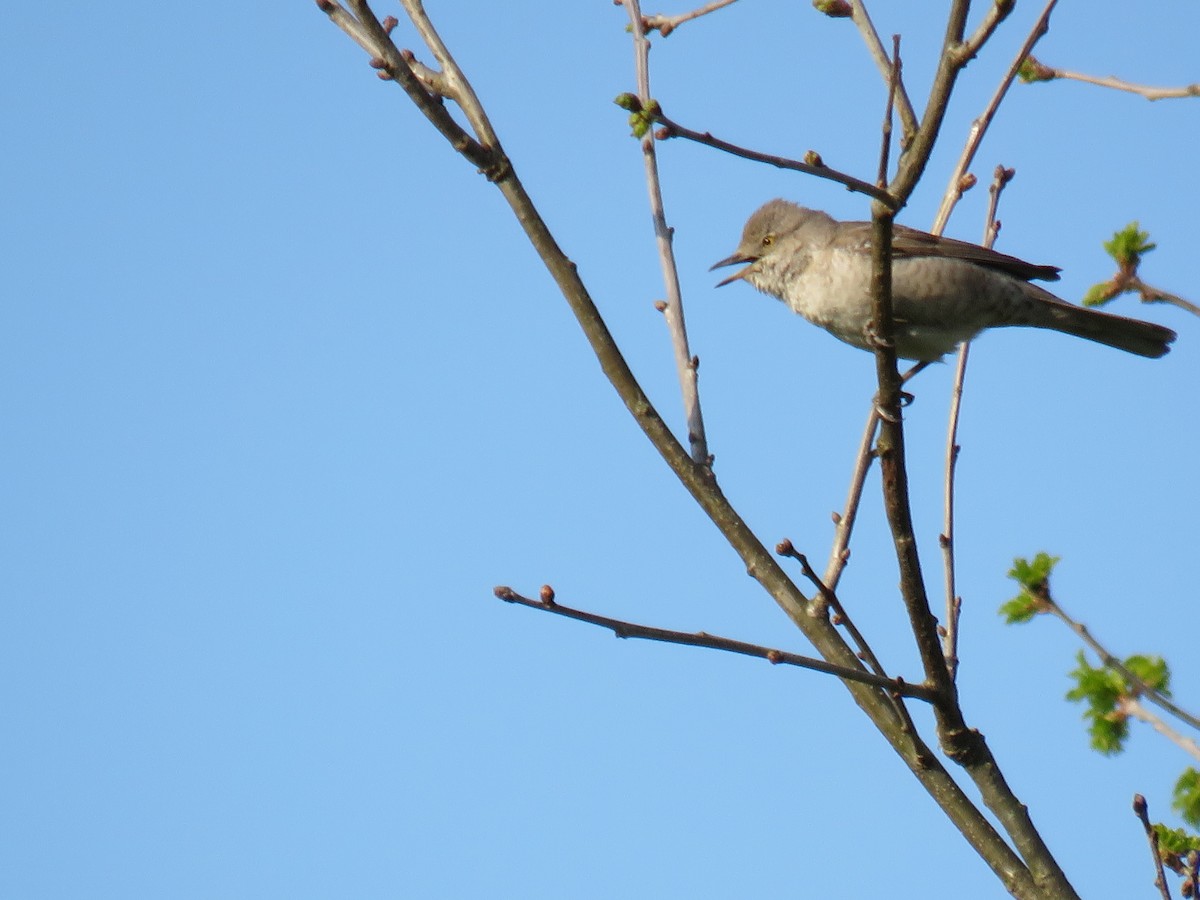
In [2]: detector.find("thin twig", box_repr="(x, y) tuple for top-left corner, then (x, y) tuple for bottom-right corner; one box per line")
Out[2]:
(849, 1), (918, 142)
(493, 585), (940, 702)
(822, 360), (927, 594)
(1133, 795), (1173, 900)
(1026, 58), (1200, 101)
(331, 1), (500, 175)
(654, 112), (897, 207)
(1093, 275), (1200, 318)
(642, 0), (738, 37)
(940, 342), (967, 680)
(621, 1), (710, 465)
(957, 0), (1015, 64)
(930, 0), (1058, 235)
(1129, 278), (1200, 317)
(940, 165), (1014, 679)
(876, 34), (901, 188)
(777, 541), (884, 676)
(1120, 697), (1200, 764)
(395, 0), (502, 150)
(778, 541), (922, 735)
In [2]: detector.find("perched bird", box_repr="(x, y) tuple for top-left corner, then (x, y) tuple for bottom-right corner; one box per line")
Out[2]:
(711, 199), (1176, 361)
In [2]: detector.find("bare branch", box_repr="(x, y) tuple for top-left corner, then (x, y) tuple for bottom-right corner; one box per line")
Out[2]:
(930, 1), (1057, 234)
(328, 0), (498, 174)
(940, 165), (1015, 680)
(823, 361), (926, 594)
(1092, 274), (1200, 319)
(1024, 57), (1200, 101)
(888, 0), (972, 201)
(848, 1), (919, 141)
(867, 209), (951, 704)
(1129, 279), (1200, 317)
(1120, 697), (1200, 764)
(394, 0), (502, 149)
(1133, 795), (1173, 900)
(653, 110), (897, 206)
(620, 1), (710, 465)
(493, 585), (939, 702)
(876, 34), (902, 187)
(777, 540), (886, 678)
(958, 0), (1015, 64)
(642, 0), (738, 37)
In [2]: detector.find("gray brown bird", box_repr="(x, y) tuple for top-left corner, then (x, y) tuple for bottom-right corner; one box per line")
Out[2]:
(712, 199), (1176, 361)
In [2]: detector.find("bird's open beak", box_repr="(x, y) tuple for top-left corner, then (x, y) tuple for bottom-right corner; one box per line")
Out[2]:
(710, 252), (754, 287)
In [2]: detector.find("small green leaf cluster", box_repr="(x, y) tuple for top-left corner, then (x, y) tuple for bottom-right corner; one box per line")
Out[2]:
(1175, 770), (1200, 830)
(1104, 221), (1157, 270)
(1065, 652), (1165, 754)
(999, 552), (1059, 623)
(613, 94), (661, 139)
(1152, 822), (1200, 881)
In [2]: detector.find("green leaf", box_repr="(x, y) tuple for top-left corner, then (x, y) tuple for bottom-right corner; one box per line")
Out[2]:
(1174, 769), (1200, 829)
(1008, 552), (1059, 588)
(1125, 654), (1171, 695)
(999, 594), (1040, 624)
(1082, 282), (1114, 308)
(1103, 222), (1157, 269)
(1153, 822), (1200, 856)
(1000, 553), (1059, 623)
(1066, 652), (1129, 754)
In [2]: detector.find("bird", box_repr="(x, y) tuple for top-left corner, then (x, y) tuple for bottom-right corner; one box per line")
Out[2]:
(711, 199), (1176, 362)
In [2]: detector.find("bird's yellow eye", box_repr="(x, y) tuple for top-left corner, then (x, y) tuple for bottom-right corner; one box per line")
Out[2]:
(762, 234), (774, 247)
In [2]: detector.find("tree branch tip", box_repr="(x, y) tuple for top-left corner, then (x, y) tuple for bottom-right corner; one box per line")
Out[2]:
(494, 585), (517, 602)
(539, 584), (557, 606)
(1134, 793), (1149, 817)
(812, 0), (853, 17)
(775, 538), (796, 556)
(315, 0), (336, 11)
(380, 14), (398, 34)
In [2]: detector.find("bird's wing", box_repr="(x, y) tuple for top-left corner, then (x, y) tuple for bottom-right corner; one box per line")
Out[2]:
(890, 224), (1061, 282)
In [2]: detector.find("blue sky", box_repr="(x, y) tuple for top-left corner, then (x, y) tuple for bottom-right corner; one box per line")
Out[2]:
(4, 3), (1198, 898)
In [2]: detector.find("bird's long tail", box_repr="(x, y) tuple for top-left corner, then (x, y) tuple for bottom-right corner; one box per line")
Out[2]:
(1025, 286), (1176, 358)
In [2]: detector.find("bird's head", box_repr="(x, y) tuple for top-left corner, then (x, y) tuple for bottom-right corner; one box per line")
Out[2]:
(710, 199), (829, 286)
